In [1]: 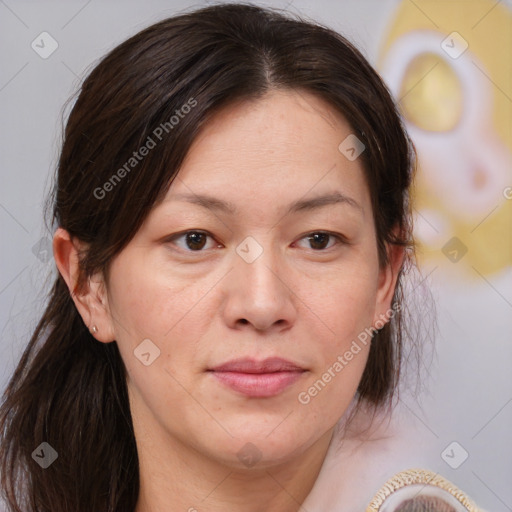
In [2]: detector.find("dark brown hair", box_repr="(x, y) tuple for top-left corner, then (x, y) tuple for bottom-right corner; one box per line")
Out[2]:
(0, 3), (416, 511)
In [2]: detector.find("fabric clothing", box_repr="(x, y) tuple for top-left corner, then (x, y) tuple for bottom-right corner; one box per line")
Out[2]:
(300, 409), (486, 512)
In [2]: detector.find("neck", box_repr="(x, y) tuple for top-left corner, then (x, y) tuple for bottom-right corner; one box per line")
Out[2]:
(133, 421), (335, 512)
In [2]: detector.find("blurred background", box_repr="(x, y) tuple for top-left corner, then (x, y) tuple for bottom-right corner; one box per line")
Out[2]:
(1, 0), (511, 510)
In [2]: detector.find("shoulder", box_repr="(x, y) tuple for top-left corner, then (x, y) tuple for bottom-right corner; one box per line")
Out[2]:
(302, 402), (487, 512)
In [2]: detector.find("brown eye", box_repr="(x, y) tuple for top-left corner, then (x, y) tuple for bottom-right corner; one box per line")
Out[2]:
(170, 231), (217, 251)
(185, 232), (208, 250)
(296, 232), (344, 251)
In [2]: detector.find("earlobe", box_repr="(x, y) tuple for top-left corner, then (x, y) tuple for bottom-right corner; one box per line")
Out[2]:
(373, 242), (405, 329)
(52, 227), (115, 343)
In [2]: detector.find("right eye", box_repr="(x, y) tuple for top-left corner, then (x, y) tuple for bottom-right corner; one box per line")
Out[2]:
(166, 230), (221, 252)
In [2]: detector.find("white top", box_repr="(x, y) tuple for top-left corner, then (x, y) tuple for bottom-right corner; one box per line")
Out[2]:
(301, 401), (486, 512)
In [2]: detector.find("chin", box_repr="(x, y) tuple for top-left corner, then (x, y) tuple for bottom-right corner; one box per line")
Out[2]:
(204, 424), (317, 471)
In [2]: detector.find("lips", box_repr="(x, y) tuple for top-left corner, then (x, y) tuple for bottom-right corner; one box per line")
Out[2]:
(208, 357), (306, 398)
(210, 357), (304, 373)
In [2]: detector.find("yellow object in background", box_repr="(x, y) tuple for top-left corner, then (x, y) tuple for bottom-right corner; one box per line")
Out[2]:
(379, 0), (512, 278)
(400, 52), (463, 132)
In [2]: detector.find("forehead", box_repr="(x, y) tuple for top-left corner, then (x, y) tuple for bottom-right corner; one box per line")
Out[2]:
(157, 89), (371, 218)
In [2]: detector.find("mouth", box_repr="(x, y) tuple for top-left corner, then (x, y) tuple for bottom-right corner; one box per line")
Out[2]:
(207, 357), (307, 398)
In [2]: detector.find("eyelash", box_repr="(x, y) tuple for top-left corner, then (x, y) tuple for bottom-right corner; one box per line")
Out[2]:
(167, 230), (348, 253)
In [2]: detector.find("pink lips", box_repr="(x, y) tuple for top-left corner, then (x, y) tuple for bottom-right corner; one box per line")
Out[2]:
(208, 357), (306, 398)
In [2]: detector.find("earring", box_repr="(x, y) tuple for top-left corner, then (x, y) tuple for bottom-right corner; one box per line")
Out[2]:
(90, 325), (98, 334)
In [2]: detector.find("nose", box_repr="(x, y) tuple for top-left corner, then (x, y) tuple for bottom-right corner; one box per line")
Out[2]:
(221, 237), (297, 333)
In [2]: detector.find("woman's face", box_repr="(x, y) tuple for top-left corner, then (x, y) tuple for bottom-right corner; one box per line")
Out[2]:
(102, 89), (398, 468)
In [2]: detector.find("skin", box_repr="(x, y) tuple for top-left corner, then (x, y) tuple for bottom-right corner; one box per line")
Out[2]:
(54, 89), (404, 511)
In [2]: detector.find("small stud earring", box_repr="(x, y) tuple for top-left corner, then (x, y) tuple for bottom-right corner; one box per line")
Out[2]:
(90, 325), (98, 334)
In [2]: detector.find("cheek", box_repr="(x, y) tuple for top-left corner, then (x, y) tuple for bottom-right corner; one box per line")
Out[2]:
(313, 268), (378, 350)
(296, 268), (376, 413)
(108, 254), (205, 340)
(319, 286), (374, 382)
(107, 254), (221, 386)
(106, 258), (207, 427)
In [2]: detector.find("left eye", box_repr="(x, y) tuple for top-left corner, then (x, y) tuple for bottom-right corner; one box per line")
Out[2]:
(168, 230), (344, 252)
(294, 232), (343, 251)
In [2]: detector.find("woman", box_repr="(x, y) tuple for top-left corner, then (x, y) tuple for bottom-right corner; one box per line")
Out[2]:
(0, 3), (484, 511)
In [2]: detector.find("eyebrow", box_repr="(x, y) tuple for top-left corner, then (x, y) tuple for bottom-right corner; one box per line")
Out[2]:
(168, 191), (362, 216)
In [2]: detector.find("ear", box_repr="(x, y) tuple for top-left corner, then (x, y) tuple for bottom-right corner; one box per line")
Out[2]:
(52, 227), (115, 343)
(372, 237), (406, 330)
